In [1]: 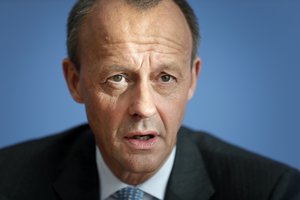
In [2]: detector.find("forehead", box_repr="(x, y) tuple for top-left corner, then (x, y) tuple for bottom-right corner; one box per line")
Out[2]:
(77, 0), (192, 64)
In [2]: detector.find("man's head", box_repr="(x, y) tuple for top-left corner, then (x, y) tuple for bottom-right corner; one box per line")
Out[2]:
(66, 0), (200, 70)
(63, 0), (201, 185)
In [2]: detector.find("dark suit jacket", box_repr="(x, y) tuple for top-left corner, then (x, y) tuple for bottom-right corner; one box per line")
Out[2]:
(0, 124), (299, 200)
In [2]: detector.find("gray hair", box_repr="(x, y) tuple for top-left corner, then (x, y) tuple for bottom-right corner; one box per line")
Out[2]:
(66, 0), (200, 70)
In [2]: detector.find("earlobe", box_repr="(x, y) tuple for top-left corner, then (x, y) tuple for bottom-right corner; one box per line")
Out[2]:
(188, 57), (201, 100)
(62, 58), (84, 103)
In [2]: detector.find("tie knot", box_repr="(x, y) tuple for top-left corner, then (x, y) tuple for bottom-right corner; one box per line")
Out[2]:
(116, 187), (144, 200)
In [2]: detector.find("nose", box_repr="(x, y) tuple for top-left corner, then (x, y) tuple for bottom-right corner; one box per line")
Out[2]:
(128, 81), (157, 119)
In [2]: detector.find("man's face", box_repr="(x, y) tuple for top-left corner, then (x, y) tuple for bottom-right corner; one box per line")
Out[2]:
(64, 0), (200, 184)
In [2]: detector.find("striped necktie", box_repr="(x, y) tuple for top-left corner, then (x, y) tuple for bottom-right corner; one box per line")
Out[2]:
(116, 187), (144, 200)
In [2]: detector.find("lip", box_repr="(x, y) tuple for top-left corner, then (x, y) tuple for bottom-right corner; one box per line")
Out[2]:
(124, 131), (159, 150)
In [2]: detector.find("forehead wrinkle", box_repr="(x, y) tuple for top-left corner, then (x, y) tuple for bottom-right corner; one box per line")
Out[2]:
(95, 41), (190, 69)
(100, 33), (189, 56)
(101, 42), (185, 56)
(87, 0), (191, 51)
(79, 0), (192, 71)
(128, 31), (187, 51)
(99, 48), (190, 75)
(80, 27), (188, 62)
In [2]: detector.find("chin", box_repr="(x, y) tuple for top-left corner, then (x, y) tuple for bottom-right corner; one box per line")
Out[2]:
(123, 155), (163, 174)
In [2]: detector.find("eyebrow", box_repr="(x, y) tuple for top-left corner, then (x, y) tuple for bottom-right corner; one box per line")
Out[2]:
(156, 62), (185, 78)
(97, 60), (186, 79)
(103, 65), (129, 72)
(94, 64), (128, 80)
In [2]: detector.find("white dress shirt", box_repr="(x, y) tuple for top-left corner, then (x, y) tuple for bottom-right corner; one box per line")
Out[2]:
(96, 146), (176, 200)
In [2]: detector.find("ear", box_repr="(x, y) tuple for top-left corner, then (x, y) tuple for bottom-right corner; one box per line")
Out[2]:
(62, 58), (84, 103)
(187, 56), (201, 100)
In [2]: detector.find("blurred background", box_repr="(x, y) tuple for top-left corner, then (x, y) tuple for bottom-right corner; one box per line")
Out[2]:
(0, 1), (299, 169)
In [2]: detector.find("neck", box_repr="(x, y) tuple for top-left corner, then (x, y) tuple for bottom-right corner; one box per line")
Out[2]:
(113, 170), (157, 186)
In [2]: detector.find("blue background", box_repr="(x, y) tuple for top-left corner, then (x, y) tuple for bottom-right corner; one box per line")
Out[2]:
(0, 1), (299, 169)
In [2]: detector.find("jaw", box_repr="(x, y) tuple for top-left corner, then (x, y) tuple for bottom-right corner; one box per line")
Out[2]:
(105, 150), (163, 185)
(97, 136), (175, 185)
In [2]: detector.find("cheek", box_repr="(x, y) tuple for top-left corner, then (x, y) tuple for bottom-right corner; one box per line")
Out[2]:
(84, 91), (124, 133)
(84, 92), (128, 154)
(157, 84), (190, 120)
(156, 91), (189, 138)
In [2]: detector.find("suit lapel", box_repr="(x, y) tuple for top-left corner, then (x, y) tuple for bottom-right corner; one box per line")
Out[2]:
(51, 127), (214, 200)
(165, 128), (215, 200)
(52, 130), (99, 200)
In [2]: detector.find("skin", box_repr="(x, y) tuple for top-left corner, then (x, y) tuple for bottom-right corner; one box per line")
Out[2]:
(63, 0), (201, 185)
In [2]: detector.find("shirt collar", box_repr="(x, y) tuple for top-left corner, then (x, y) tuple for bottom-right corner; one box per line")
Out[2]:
(96, 146), (176, 200)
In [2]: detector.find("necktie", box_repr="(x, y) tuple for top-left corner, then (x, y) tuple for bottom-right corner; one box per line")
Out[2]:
(116, 187), (144, 200)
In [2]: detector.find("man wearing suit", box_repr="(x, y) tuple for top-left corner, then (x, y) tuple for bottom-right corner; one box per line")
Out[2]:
(0, 0), (299, 199)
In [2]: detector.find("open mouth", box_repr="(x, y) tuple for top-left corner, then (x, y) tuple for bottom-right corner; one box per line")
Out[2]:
(130, 134), (155, 140)
(124, 131), (159, 150)
(124, 131), (158, 149)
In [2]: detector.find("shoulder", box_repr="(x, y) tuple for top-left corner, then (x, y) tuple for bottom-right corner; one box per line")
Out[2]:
(178, 126), (297, 172)
(0, 124), (91, 164)
(0, 124), (93, 198)
(178, 126), (300, 199)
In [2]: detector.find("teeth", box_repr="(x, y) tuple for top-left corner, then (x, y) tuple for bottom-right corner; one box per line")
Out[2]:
(133, 135), (151, 140)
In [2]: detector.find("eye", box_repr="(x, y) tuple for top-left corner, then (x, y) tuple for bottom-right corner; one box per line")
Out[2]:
(108, 74), (127, 83)
(105, 74), (129, 89)
(160, 74), (175, 82)
(111, 74), (124, 82)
